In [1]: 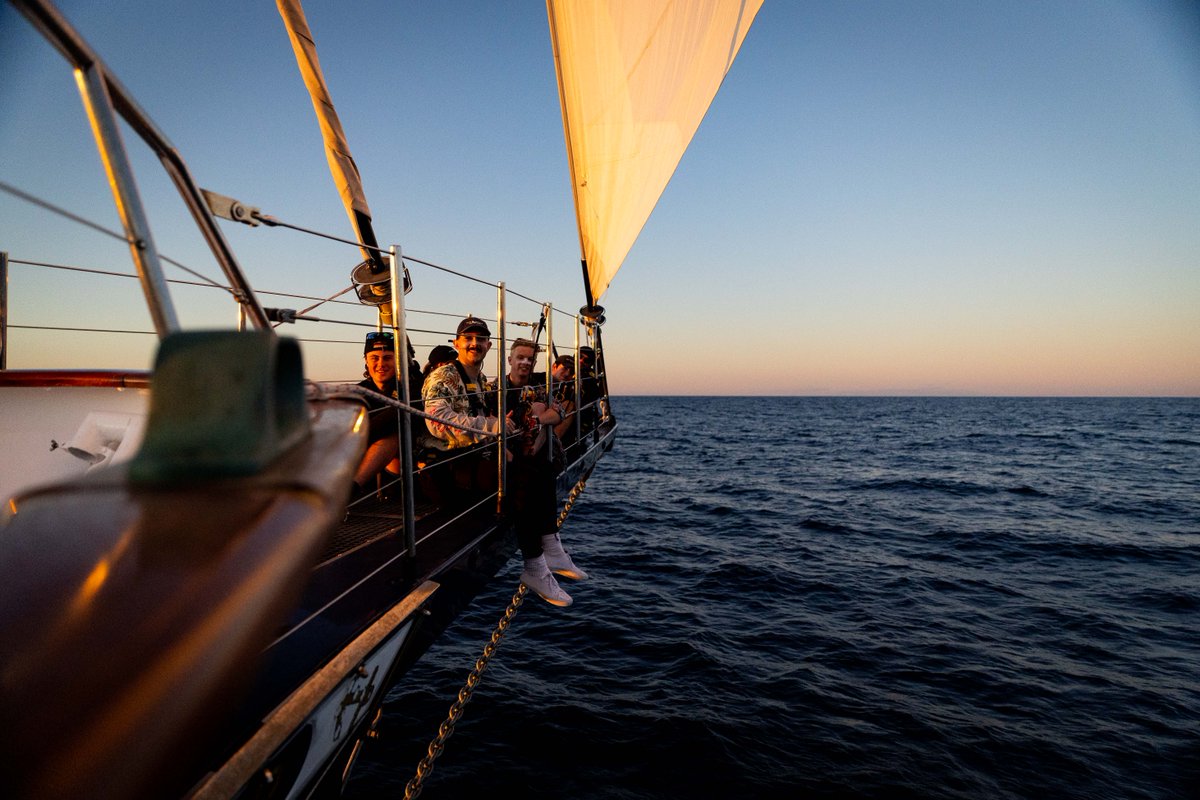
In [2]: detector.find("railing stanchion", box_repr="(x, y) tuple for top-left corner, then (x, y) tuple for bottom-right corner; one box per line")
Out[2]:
(544, 303), (554, 468)
(76, 63), (179, 336)
(573, 314), (581, 445)
(544, 303), (554, 400)
(496, 282), (507, 514)
(391, 245), (417, 557)
(1, 251), (8, 370)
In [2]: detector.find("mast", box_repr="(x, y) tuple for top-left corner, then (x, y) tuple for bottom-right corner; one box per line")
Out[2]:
(276, 0), (403, 322)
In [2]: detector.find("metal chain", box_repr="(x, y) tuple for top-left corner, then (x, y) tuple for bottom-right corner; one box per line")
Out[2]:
(556, 475), (588, 530)
(401, 475), (590, 798)
(402, 583), (527, 800)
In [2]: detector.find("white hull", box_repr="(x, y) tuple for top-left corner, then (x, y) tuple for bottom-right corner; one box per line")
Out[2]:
(0, 382), (149, 502)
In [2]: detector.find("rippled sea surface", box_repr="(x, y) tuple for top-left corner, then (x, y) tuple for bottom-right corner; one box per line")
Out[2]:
(345, 397), (1199, 799)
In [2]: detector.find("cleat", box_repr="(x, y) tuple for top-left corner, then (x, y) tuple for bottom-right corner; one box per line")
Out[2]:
(520, 569), (573, 607)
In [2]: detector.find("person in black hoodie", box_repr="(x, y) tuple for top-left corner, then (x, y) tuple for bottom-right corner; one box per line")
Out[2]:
(351, 330), (421, 498)
(493, 338), (587, 607)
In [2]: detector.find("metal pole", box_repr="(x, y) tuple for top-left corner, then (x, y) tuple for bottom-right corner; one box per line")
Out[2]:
(13, 0), (271, 330)
(592, 324), (611, 441)
(0, 251), (7, 370)
(573, 314), (581, 444)
(544, 303), (554, 467)
(544, 304), (553, 401)
(75, 64), (179, 336)
(390, 245), (416, 556)
(496, 282), (506, 512)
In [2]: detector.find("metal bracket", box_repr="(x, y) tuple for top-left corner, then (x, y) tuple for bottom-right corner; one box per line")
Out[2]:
(201, 189), (262, 227)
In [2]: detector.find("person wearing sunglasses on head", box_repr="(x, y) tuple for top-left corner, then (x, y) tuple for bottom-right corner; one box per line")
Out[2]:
(351, 330), (421, 499)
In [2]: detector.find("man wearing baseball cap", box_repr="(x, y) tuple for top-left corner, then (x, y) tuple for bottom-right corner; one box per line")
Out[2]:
(421, 315), (510, 451)
(421, 317), (577, 607)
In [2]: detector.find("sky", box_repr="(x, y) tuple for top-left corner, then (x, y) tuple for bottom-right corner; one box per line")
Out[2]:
(1, 0), (1197, 396)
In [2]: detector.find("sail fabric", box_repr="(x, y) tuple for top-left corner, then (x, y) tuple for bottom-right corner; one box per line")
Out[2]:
(548, 0), (762, 303)
(276, 0), (375, 261)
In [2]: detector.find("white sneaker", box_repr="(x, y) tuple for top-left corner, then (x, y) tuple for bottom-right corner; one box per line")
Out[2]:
(521, 568), (573, 607)
(541, 533), (589, 581)
(544, 551), (589, 581)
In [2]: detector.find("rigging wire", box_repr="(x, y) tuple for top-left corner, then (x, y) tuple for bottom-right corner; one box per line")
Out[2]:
(9, 258), (233, 295)
(7, 259), (504, 325)
(276, 284), (359, 329)
(3, 181), (568, 339)
(253, 217), (545, 302)
(8, 324), (154, 337)
(10, 256), (396, 312)
(0, 180), (229, 291)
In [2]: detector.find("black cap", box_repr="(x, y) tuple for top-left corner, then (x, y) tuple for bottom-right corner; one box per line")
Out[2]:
(426, 344), (458, 365)
(455, 316), (491, 337)
(364, 330), (395, 354)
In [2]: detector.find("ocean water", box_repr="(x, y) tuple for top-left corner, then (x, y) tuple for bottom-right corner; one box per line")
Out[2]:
(344, 397), (1199, 800)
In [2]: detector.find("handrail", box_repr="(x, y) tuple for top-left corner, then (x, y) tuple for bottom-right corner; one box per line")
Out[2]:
(10, 0), (271, 332)
(0, 369), (152, 388)
(1, 251), (7, 370)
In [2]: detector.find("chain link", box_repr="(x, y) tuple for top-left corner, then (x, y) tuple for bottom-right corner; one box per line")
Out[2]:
(401, 475), (589, 798)
(556, 475), (588, 530)
(403, 583), (526, 799)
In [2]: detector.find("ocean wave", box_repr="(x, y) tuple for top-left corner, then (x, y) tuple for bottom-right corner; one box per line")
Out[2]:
(346, 396), (1200, 800)
(853, 477), (1040, 497)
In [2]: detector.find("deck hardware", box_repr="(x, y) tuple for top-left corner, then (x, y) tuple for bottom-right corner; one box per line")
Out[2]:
(201, 189), (262, 227)
(129, 331), (309, 482)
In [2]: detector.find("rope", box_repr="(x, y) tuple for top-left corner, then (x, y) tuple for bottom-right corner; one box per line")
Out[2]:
(400, 472), (590, 798)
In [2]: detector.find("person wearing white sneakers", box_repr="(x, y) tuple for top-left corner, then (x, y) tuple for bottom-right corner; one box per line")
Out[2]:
(494, 338), (589, 606)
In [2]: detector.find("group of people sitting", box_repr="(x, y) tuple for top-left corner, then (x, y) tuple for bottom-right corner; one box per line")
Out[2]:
(349, 315), (600, 607)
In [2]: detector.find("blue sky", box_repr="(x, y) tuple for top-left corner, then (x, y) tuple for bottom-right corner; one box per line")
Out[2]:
(1, 1), (1197, 395)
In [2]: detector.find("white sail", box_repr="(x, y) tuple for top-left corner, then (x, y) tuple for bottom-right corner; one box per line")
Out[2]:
(547, 0), (763, 304)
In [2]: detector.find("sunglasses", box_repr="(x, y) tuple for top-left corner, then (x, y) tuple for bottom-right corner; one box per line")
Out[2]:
(365, 331), (395, 345)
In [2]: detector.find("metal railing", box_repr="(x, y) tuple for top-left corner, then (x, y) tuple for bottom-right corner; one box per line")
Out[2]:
(2, 0), (615, 567)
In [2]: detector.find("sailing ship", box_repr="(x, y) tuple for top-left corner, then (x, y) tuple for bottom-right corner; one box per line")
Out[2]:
(0, 1), (761, 797)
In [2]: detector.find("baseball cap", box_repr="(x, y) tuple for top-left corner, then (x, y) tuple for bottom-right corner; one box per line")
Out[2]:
(455, 316), (491, 337)
(364, 330), (395, 354)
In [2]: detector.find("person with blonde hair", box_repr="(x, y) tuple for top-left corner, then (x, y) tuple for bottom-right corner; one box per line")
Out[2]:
(494, 338), (587, 607)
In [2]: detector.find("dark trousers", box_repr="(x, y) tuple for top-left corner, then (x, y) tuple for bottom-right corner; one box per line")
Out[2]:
(507, 453), (558, 560)
(417, 445), (493, 507)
